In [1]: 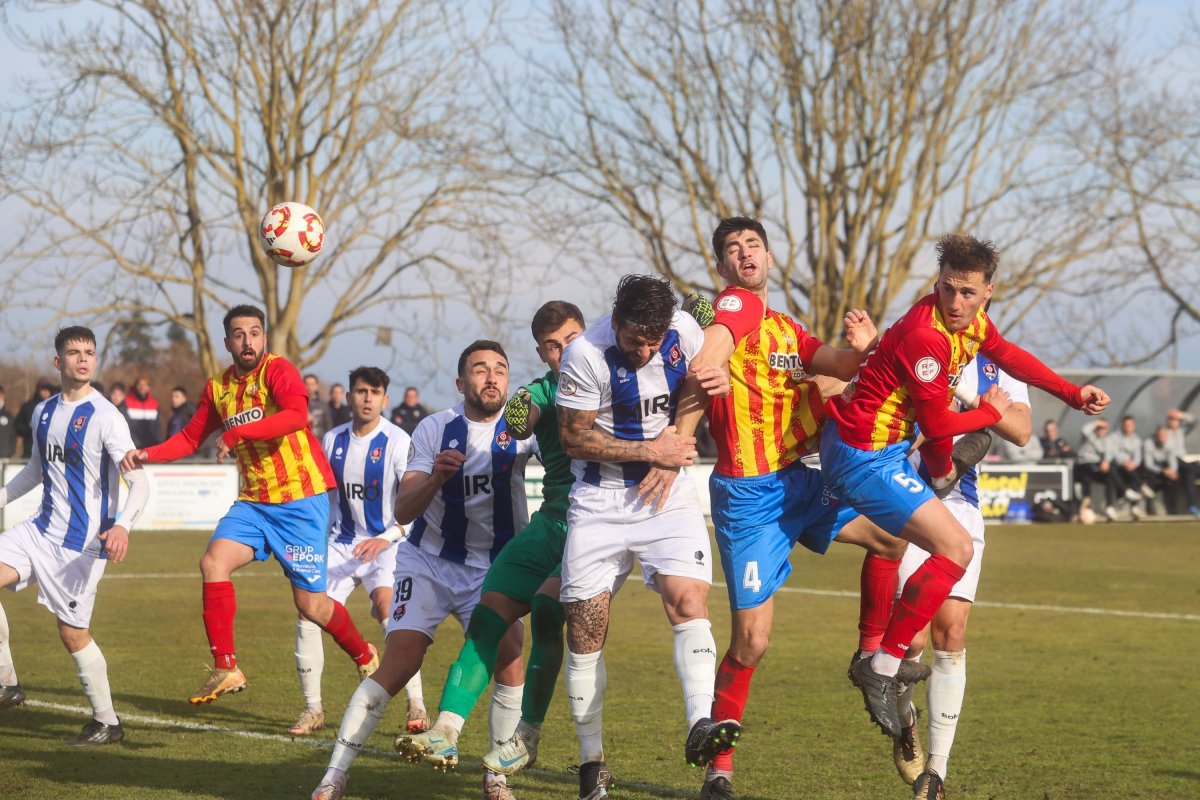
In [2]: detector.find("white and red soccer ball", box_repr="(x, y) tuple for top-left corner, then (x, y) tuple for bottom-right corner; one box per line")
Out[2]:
(259, 201), (325, 267)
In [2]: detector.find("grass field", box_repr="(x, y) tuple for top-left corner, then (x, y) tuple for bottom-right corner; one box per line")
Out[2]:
(1, 523), (1197, 800)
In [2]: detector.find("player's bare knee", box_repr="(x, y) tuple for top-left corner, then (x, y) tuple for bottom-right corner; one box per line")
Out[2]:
(56, 620), (91, 652)
(660, 581), (709, 625)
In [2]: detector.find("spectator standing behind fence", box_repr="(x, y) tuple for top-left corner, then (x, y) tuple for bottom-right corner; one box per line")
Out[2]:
(1164, 409), (1200, 517)
(1039, 420), (1073, 460)
(304, 374), (333, 440)
(327, 383), (352, 427)
(390, 386), (430, 436)
(0, 386), (15, 459)
(125, 376), (162, 450)
(15, 379), (55, 459)
(168, 386), (194, 439)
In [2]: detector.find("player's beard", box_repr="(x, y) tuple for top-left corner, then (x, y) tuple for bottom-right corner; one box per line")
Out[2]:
(236, 347), (264, 372)
(466, 386), (505, 417)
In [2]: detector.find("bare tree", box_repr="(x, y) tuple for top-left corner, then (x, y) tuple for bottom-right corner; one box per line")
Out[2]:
(506, 0), (1126, 344)
(0, 0), (515, 375)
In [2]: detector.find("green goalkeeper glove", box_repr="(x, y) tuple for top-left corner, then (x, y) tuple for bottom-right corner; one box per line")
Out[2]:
(504, 388), (534, 438)
(682, 291), (715, 328)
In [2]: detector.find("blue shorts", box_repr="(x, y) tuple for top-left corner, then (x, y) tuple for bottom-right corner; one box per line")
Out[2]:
(818, 423), (931, 536)
(711, 462), (858, 610)
(213, 494), (331, 591)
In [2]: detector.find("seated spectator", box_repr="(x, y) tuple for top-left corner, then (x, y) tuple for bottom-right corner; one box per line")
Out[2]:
(1111, 415), (1149, 508)
(1001, 431), (1043, 462)
(1039, 419), (1074, 460)
(1165, 409), (1200, 517)
(1140, 425), (1198, 515)
(1075, 418), (1125, 521)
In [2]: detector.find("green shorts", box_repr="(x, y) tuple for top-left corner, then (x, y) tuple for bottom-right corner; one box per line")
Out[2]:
(481, 509), (567, 603)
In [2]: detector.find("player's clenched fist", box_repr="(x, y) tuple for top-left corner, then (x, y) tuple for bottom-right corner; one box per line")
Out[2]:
(431, 449), (468, 484)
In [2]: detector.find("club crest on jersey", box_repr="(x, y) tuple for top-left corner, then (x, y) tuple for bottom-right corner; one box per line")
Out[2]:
(559, 375), (578, 397)
(496, 431), (512, 451)
(915, 357), (940, 383)
(716, 295), (743, 312)
(72, 415), (87, 432)
(392, 603), (407, 621)
(246, 384), (259, 396)
(668, 345), (682, 367)
(983, 362), (999, 381)
(369, 446), (383, 463)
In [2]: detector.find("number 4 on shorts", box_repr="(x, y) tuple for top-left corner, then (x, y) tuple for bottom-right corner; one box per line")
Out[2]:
(743, 561), (762, 593)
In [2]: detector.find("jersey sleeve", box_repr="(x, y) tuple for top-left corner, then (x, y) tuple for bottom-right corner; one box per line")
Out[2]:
(979, 327), (1082, 407)
(556, 341), (604, 412)
(221, 359), (309, 448)
(997, 370), (1031, 407)
(405, 415), (438, 475)
(525, 377), (556, 416)
(392, 429), (412, 482)
(321, 428), (336, 459)
(101, 407), (137, 465)
(898, 329), (1002, 441)
(672, 309), (706, 359)
(711, 287), (766, 344)
(144, 380), (222, 462)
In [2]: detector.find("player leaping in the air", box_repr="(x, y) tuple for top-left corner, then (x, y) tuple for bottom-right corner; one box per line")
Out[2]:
(288, 366), (428, 737)
(820, 235), (1109, 740)
(0, 326), (150, 745)
(122, 305), (379, 705)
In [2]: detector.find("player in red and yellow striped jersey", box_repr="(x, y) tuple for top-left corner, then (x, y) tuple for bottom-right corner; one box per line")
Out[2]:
(123, 305), (379, 705)
(663, 217), (915, 800)
(820, 235), (1109, 741)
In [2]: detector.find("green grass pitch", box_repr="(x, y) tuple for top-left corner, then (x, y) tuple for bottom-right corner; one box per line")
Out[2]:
(1, 523), (1197, 799)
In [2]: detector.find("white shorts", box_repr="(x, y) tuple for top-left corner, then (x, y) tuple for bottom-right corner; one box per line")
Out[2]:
(898, 495), (986, 602)
(385, 541), (486, 639)
(560, 474), (712, 604)
(325, 538), (399, 605)
(0, 520), (107, 628)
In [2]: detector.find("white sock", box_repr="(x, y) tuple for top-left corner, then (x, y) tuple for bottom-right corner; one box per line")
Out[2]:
(435, 710), (466, 737)
(0, 601), (16, 686)
(926, 649), (967, 779)
(71, 640), (118, 726)
(672, 618), (716, 729)
(488, 682), (524, 747)
(295, 618), (324, 712)
(516, 718), (541, 745)
(328, 677), (393, 772)
(404, 668), (425, 708)
(870, 650), (902, 678)
(566, 648), (606, 763)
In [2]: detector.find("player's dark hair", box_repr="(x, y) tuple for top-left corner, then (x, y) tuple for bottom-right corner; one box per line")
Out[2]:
(349, 366), (390, 392)
(54, 326), (96, 356)
(531, 301), (585, 342)
(223, 304), (266, 335)
(711, 216), (769, 258)
(457, 340), (508, 377)
(935, 234), (999, 281)
(612, 274), (676, 340)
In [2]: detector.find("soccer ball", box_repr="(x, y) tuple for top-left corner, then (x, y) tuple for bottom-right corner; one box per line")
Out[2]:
(259, 201), (325, 267)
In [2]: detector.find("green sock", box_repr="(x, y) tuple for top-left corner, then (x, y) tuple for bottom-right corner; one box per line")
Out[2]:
(438, 604), (509, 718)
(521, 593), (566, 726)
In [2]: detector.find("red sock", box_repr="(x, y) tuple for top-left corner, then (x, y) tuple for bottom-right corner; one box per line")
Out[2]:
(320, 600), (373, 665)
(858, 554), (901, 653)
(880, 554), (965, 658)
(710, 653), (756, 772)
(202, 581), (237, 670)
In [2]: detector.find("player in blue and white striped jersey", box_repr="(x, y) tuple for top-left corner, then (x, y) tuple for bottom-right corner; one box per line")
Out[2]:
(0, 326), (150, 746)
(554, 274), (736, 796)
(892, 353), (1032, 797)
(312, 340), (534, 800)
(288, 366), (428, 736)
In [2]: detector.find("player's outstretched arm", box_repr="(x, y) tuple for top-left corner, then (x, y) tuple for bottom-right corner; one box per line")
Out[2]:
(99, 468), (150, 562)
(807, 310), (879, 381)
(0, 449), (44, 507)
